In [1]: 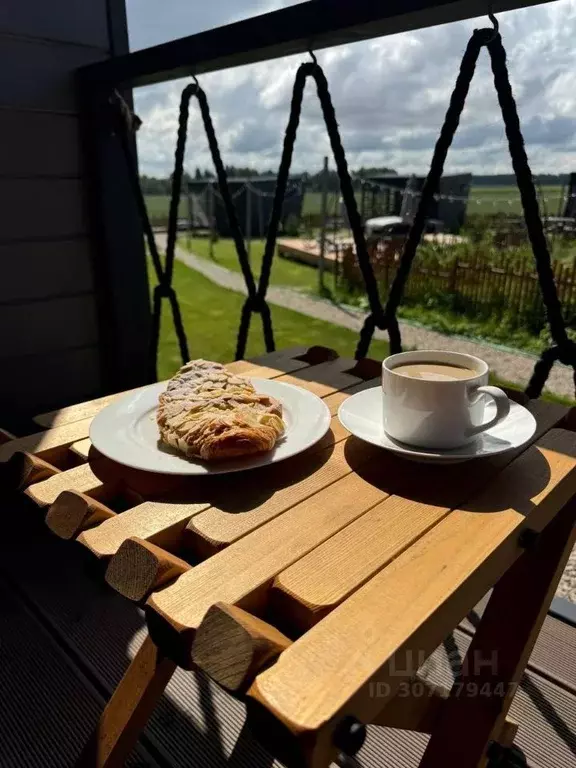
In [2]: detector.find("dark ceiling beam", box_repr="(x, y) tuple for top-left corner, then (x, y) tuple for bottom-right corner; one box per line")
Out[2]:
(80, 0), (556, 88)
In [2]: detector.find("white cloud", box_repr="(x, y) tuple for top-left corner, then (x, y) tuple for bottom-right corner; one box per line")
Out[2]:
(130, 0), (576, 177)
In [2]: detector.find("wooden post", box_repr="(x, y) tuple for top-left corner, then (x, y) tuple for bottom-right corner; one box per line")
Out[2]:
(449, 257), (458, 293)
(189, 188), (195, 243)
(569, 259), (576, 317)
(186, 185), (194, 246)
(318, 156), (329, 293)
(77, 77), (152, 392)
(208, 182), (216, 259)
(245, 183), (252, 260)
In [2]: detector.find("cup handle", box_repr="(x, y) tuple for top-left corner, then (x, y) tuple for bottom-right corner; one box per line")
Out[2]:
(466, 386), (510, 437)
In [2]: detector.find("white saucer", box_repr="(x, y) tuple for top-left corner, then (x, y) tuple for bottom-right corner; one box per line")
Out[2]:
(90, 378), (331, 475)
(338, 387), (537, 464)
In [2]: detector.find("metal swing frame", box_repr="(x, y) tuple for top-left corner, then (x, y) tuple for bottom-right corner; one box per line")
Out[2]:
(79, 0), (560, 394)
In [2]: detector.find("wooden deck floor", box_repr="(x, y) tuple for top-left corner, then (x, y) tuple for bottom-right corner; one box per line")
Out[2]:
(1, 497), (575, 768)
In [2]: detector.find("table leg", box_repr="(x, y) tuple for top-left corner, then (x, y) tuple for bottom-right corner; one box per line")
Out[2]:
(419, 496), (576, 768)
(76, 635), (176, 767)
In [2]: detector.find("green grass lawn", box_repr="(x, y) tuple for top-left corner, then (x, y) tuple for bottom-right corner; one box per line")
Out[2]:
(181, 235), (320, 292)
(153, 258), (389, 380)
(152, 258), (573, 405)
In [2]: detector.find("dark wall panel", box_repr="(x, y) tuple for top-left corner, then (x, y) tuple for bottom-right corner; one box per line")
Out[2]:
(0, 0), (109, 49)
(0, 346), (103, 423)
(0, 110), (82, 177)
(0, 35), (108, 112)
(0, 179), (88, 241)
(0, 239), (94, 304)
(0, 295), (99, 357)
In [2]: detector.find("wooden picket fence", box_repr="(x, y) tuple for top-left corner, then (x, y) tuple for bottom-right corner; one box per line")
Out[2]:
(341, 241), (576, 322)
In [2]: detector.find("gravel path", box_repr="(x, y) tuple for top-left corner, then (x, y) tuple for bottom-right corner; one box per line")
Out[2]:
(170, 241), (576, 605)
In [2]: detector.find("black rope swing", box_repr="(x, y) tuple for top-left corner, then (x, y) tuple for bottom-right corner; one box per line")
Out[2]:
(114, 17), (576, 399)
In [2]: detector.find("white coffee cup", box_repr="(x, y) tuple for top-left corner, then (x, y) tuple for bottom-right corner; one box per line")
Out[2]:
(382, 350), (510, 449)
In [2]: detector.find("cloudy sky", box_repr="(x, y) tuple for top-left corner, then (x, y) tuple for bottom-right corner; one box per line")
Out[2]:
(126, 0), (576, 178)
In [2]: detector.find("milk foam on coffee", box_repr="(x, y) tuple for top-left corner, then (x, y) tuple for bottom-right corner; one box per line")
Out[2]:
(393, 362), (474, 382)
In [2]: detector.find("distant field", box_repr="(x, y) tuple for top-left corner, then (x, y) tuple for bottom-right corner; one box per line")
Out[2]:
(467, 185), (565, 216)
(301, 185), (566, 217)
(145, 184), (566, 223)
(302, 191), (343, 216)
(146, 194), (188, 221)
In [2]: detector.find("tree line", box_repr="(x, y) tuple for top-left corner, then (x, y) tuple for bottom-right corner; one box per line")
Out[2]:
(140, 165), (397, 195)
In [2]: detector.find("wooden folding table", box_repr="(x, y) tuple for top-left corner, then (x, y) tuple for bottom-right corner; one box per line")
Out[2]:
(2, 346), (575, 768)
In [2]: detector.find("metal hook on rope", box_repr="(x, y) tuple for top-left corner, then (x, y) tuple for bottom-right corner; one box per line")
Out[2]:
(191, 74), (200, 86)
(475, 8), (499, 44)
(308, 49), (318, 66)
(486, 9), (500, 42)
(488, 10), (499, 32)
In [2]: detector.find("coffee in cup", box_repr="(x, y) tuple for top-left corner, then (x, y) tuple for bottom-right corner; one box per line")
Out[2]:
(392, 362), (475, 381)
(382, 350), (510, 449)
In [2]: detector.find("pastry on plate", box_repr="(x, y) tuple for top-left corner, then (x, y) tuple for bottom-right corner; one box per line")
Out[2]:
(157, 359), (285, 461)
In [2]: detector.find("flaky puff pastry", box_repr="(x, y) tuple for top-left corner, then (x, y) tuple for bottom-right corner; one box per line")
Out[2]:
(157, 359), (285, 461)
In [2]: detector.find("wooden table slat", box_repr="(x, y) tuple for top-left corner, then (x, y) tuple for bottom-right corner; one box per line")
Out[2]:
(77, 501), (211, 560)
(0, 451), (61, 494)
(250, 429), (576, 746)
(69, 438), (92, 460)
(0, 427), (16, 444)
(225, 357), (309, 378)
(271, 398), (571, 631)
(322, 377), (379, 416)
(147, 464), (396, 666)
(186, 418), (371, 556)
(103, 382), (381, 600)
(277, 358), (361, 398)
(32, 387), (143, 429)
(185, 377), (380, 555)
(25, 463), (103, 507)
(0, 418), (93, 463)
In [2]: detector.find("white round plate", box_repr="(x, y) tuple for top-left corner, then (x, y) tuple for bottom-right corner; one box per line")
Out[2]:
(338, 387), (537, 464)
(90, 378), (331, 475)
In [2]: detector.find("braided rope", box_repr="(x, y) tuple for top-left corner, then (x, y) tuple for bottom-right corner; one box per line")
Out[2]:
(485, 35), (576, 396)
(167, 83), (265, 363)
(372, 27), (575, 396)
(159, 80), (270, 370)
(238, 60), (385, 360)
(381, 32), (486, 348)
(110, 91), (188, 380)
(352, 30), (488, 359)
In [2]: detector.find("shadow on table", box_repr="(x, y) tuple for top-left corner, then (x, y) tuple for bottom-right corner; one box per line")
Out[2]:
(88, 430), (337, 512)
(344, 435), (558, 515)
